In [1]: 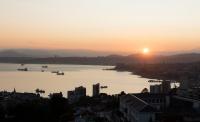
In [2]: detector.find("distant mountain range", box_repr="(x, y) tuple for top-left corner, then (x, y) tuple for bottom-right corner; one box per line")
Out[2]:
(0, 49), (128, 58)
(1, 49), (200, 65)
(156, 48), (200, 56)
(1, 48), (200, 57)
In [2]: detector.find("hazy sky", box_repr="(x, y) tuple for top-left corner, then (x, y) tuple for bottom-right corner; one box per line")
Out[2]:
(0, 0), (200, 53)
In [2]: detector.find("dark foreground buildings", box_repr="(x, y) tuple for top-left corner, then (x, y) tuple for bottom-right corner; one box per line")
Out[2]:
(1, 79), (200, 122)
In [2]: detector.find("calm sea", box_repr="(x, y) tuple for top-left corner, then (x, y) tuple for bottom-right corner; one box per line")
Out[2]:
(0, 63), (150, 97)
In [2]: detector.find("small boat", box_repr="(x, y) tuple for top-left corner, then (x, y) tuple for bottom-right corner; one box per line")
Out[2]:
(51, 71), (59, 73)
(17, 68), (28, 71)
(42, 66), (48, 68)
(57, 72), (64, 75)
(101, 86), (108, 89)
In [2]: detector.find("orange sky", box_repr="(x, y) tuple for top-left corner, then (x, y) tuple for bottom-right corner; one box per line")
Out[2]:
(0, 0), (200, 53)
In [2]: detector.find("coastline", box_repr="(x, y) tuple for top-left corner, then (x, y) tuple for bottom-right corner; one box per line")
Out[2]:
(111, 62), (200, 81)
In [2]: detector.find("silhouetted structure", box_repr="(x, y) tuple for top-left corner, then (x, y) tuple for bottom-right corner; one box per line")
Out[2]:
(93, 83), (100, 97)
(68, 86), (86, 103)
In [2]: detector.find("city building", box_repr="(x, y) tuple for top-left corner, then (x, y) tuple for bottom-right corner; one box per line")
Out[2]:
(68, 86), (86, 103)
(161, 81), (171, 94)
(133, 93), (168, 110)
(120, 94), (156, 122)
(150, 85), (162, 94)
(93, 83), (100, 97)
(75, 86), (86, 98)
(149, 80), (171, 94)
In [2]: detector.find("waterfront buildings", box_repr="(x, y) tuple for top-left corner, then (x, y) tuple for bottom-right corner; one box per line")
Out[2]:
(119, 77), (200, 122)
(49, 92), (63, 98)
(1, 77), (200, 122)
(119, 93), (200, 122)
(150, 80), (171, 94)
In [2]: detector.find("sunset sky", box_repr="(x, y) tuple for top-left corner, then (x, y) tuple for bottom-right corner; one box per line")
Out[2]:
(0, 0), (200, 53)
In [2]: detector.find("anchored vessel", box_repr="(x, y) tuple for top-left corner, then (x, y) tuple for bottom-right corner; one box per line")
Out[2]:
(57, 72), (64, 75)
(17, 68), (28, 71)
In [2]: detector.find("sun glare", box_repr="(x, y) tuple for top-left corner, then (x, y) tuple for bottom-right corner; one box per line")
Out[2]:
(143, 48), (150, 54)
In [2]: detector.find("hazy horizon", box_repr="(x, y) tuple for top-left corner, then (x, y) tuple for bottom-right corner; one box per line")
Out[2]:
(1, 0), (200, 54)
(1, 48), (200, 57)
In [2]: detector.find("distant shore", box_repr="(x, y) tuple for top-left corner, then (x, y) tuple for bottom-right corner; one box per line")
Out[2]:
(112, 62), (200, 81)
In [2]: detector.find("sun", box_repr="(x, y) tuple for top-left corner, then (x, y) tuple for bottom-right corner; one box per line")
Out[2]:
(143, 48), (150, 54)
